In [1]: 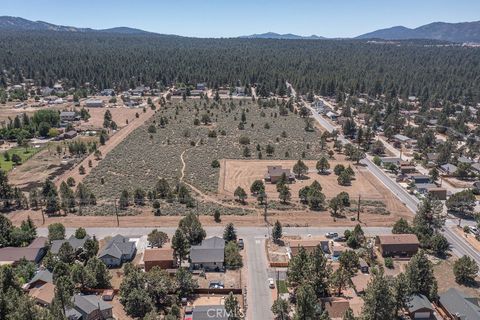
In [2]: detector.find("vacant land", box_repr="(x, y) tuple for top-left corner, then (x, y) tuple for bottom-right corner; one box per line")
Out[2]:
(77, 107), (141, 131)
(82, 99), (324, 211)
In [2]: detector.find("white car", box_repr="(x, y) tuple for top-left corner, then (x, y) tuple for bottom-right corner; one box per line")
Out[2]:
(268, 278), (275, 289)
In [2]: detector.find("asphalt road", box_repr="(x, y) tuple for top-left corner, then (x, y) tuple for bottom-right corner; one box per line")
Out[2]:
(306, 101), (480, 266)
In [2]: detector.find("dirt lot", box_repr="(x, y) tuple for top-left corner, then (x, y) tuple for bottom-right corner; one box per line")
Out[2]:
(195, 270), (242, 289)
(219, 158), (410, 218)
(433, 256), (480, 298)
(77, 107), (141, 131)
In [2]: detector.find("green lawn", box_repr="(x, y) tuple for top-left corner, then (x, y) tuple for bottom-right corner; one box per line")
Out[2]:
(0, 146), (41, 171)
(276, 280), (288, 294)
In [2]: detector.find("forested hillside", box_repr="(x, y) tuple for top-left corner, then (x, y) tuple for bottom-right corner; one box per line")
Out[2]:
(0, 31), (479, 103)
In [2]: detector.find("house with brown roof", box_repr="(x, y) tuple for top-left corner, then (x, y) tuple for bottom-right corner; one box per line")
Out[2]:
(0, 237), (48, 265)
(351, 273), (371, 295)
(28, 282), (55, 306)
(376, 234), (420, 257)
(321, 297), (351, 320)
(265, 166), (295, 184)
(288, 237), (330, 257)
(143, 248), (176, 271)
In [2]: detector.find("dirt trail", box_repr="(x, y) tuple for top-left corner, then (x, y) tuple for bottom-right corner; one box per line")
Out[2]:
(54, 101), (159, 188)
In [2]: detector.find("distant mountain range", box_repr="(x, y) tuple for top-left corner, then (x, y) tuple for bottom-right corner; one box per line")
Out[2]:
(239, 32), (325, 40)
(0, 16), (152, 35)
(1, 16), (480, 43)
(356, 21), (480, 43)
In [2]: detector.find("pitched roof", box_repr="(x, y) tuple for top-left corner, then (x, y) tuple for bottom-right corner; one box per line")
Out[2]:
(98, 235), (135, 259)
(28, 269), (53, 286)
(267, 166), (293, 178)
(440, 288), (480, 320)
(441, 163), (458, 173)
(28, 282), (55, 305)
(72, 294), (112, 315)
(351, 273), (371, 293)
(407, 294), (433, 313)
(377, 234), (419, 245)
(50, 235), (90, 255)
(0, 237), (47, 263)
(192, 305), (228, 320)
(190, 237), (225, 264)
(321, 297), (350, 319)
(143, 248), (174, 262)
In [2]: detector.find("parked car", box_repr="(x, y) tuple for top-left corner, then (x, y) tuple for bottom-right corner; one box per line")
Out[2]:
(268, 278), (275, 289)
(333, 236), (346, 242)
(468, 226), (478, 234)
(325, 232), (338, 238)
(209, 280), (224, 289)
(238, 238), (244, 250)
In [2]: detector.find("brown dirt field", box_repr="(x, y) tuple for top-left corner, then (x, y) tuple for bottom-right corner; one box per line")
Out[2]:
(433, 256), (480, 298)
(53, 103), (157, 188)
(8, 147), (64, 189)
(218, 158), (411, 218)
(77, 107), (141, 131)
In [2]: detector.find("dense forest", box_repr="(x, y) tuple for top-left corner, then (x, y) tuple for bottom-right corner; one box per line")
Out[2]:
(0, 31), (479, 103)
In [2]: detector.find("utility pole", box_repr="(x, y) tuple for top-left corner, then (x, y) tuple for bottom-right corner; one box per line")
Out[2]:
(114, 198), (119, 227)
(357, 194), (361, 222)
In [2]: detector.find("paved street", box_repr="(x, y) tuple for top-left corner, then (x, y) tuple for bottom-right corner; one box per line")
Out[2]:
(305, 98), (480, 266)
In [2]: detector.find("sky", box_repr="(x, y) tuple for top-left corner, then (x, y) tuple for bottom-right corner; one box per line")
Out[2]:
(2, 0), (480, 38)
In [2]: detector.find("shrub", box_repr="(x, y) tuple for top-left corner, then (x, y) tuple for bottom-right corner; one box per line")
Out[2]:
(384, 257), (394, 269)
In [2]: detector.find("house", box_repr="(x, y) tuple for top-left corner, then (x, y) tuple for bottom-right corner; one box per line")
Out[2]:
(407, 294), (434, 319)
(25, 269), (56, 306)
(0, 237), (48, 265)
(414, 183), (437, 194)
(288, 238), (330, 257)
(234, 87), (245, 96)
(98, 235), (136, 268)
(321, 297), (351, 320)
(471, 163), (480, 173)
(440, 163), (458, 175)
(29, 282), (55, 306)
(376, 234), (420, 257)
(66, 294), (113, 320)
(326, 111), (338, 120)
(100, 89), (115, 96)
(426, 153), (439, 163)
(400, 166), (417, 174)
(50, 235), (91, 255)
(191, 305), (228, 320)
(380, 157), (401, 167)
(439, 288), (480, 320)
(64, 130), (78, 140)
(60, 111), (79, 122)
(427, 187), (447, 200)
(393, 134), (412, 144)
(25, 269), (53, 289)
(85, 99), (104, 108)
(190, 236), (225, 271)
(351, 273), (371, 295)
(264, 166), (295, 184)
(143, 248), (176, 271)
(409, 175), (431, 184)
(458, 156), (474, 164)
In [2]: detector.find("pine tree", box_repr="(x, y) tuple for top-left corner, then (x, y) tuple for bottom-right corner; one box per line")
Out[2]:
(272, 220), (282, 243)
(223, 223), (237, 242)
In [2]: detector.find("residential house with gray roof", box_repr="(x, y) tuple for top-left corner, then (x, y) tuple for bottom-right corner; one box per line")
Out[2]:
(407, 294), (434, 319)
(66, 294), (113, 320)
(190, 236), (225, 271)
(98, 235), (136, 268)
(439, 288), (480, 320)
(50, 235), (91, 255)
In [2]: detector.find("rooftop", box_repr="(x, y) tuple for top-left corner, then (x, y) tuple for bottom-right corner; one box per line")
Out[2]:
(143, 248), (174, 262)
(377, 234), (419, 245)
